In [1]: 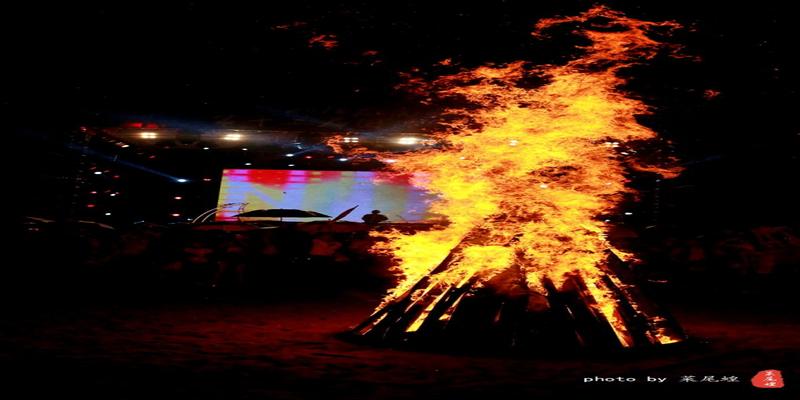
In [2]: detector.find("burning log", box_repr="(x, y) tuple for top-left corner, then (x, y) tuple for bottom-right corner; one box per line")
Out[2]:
(351, 226), (685, 351)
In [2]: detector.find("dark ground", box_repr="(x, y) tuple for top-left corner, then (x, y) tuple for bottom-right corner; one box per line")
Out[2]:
(1, 290), (796, 399)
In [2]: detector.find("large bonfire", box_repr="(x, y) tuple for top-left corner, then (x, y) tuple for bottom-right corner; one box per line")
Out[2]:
(350, 6), (688, 350)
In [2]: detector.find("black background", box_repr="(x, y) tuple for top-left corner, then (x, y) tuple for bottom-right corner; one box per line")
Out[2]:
(6, 0), (799, 230)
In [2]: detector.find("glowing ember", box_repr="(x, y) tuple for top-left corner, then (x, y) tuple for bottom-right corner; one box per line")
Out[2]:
(354, 6), (687, 349)
(308, 33), (338, 50)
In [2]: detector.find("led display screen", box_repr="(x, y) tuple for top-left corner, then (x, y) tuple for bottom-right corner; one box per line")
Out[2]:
(217, 169), (437, 222)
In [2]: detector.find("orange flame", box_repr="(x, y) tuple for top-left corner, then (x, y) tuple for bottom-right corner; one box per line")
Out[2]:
(367, 6), (686, 346)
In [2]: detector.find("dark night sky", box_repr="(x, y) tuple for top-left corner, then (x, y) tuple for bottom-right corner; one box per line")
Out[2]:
(7, 0), (799, 229)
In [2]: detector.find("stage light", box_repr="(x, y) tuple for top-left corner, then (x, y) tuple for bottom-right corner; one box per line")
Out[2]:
(286, 153), (295, 157)
(94, 171), (103, 175)
(624, 212), (633, 215)
(338, 158), (348, 162)
(509, 139), (519, 146)
(245, 162), (252, 166)
(384, 159), (397, 163)
(203, 147), (210, 150)
(288, 164), (295, 167)
(171, 213), (181, 217)
(176, 178), (188, 183)
(397, 137), (419, 145)
(139, 131), (158, 139)
(242, 148), (248, 151)
(343, 137), (359, 143)
(121, 144), (130, 148)
(174, 196), (182, 200)
(110, 193), (117, 197)
(104, 212), (112, 216)
(223, 133), (242, 141)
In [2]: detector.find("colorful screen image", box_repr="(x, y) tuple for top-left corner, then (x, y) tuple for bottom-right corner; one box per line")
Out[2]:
(216, 169), (439, 222)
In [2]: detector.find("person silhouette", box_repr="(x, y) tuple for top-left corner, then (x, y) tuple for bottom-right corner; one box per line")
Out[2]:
(362, 209), (388, 225)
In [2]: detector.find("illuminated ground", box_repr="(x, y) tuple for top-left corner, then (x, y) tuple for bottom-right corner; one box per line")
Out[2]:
(1, 292), (796, 399)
